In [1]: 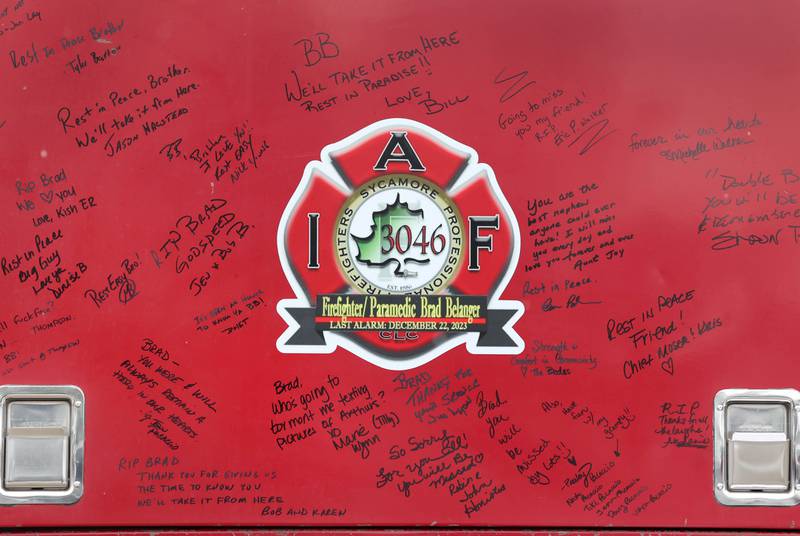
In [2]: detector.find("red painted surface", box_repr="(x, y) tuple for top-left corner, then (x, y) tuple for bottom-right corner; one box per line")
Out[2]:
(7, 533), (799, 536)
(1, 0), (799, 530)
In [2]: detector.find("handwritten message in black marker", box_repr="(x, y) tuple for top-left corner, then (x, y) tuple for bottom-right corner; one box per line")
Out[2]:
(152, 197), (252, 297)
(606, 289), (723, 378)
(510, 340), (598, 378)
(628, 113), (762, 163)
(193, 288), (265, 335)
(111, 338), (219, 451)
(270, 374), (397, 459)
(495, 74), (616, 156)
(525, 182), (634, 274)
(56, 64), (198, 158)
(0, 227), (88, 300)
(375, 429), (507, 518)
(394, 367), (478, 425)
(655, 401), (710, 449)
(159, 121), (269, 185)
(699, 167), (800, 251)
(14, 168), (100, 230)
(283, 31), (460, 113)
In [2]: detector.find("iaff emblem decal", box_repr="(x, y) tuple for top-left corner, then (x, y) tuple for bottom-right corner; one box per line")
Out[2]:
(277, 119), (523, 370)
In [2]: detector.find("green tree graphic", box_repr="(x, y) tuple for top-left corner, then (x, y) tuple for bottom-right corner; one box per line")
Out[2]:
(351, 194), (430, 276)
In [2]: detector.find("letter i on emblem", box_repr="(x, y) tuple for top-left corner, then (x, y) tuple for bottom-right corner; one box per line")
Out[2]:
(308, 213), (320, 269)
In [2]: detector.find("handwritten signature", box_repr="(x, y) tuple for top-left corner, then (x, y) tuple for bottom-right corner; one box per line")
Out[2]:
(542, 294), (602, 312)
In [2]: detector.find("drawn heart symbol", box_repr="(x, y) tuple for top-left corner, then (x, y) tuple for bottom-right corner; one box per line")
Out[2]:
(39, 190), (54, 203)
(660, 357), (674, 376)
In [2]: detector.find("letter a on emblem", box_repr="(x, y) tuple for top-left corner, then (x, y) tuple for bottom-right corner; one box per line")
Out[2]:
(373, 131), (426, 171)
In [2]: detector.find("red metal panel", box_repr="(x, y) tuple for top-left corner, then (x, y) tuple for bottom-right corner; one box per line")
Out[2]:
(7, 533), (798, 536)
(1, 0), (799, 530)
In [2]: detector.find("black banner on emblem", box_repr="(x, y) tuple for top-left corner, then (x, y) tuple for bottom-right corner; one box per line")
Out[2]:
(476, 307), (519, 348)
(282, 294), (519, 348)
(286, 294), (516, 348)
